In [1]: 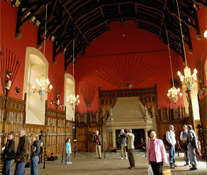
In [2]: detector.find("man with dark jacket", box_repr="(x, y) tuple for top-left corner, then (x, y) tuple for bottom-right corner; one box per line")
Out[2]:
(93, 130), (102, 159)
(187, 125), (198, 170)
(2, 131), (15, 175)
(180, 124), (189, 166)
(118, 129), (127, 160)
(14, 128), (29, 175)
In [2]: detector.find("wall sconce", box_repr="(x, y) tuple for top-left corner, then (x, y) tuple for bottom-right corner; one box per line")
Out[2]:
(15, 87), (20, 94)
(5, 70), (12, 90)
(50, 94), (64, 108)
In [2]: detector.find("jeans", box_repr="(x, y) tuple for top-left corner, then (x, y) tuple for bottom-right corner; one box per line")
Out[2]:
(31, 156), (39, 175)
(2, 159), (13, 175)
(168, 144), (175, 166)
(14, 162), (26, 175)
(182, 143), (189, 164)
(66, 153), (70, 163)
(187, 144), (197, 168)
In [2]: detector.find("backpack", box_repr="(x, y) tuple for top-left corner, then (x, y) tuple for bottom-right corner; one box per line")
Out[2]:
(163, 134), (170, 146)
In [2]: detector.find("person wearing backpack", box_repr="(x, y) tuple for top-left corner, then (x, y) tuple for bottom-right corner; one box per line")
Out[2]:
(187, 125), (198, 170)
(14, 128), (29, 175)
(166, 125), (176, 169)
(180, 124), (189, 166)
(30, 134), (40, 175)
(2, 131), (15, 175)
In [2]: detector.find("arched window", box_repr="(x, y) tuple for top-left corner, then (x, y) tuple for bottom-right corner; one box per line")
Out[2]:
(23, 47), (49, 125)
(64, 73), (75, 120)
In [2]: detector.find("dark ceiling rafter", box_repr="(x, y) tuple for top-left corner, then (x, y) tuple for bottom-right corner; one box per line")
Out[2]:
(14, 0), (206, 70)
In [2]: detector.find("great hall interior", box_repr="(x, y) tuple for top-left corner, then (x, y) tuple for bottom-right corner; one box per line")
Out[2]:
(0, 0), (207, 174)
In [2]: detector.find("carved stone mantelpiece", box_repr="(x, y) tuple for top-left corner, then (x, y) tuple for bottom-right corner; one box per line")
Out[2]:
(106, 97), (155, 149)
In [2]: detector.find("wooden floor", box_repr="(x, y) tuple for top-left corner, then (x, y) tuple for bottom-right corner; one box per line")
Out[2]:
(19, 151), (207, 174)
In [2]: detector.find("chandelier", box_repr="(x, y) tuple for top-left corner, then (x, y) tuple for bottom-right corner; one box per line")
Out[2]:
(32, 3), (53, 100)
(166, 30), (182, 104)
(32, 75), (53, 100)
(167, 86), (182, 104)
(66, 38), (80, 110)
(176, 0), (197, 91)
(66, 94), (80, 110)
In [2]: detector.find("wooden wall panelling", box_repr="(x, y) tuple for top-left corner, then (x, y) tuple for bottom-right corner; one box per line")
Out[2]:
(76, 112), (102, 152)
(199, 97), (207, 157)
(157, 107), (187, 142)
(77, 126), (88, 152)
(46, 107), (67, 157)
(0, 95), (69, 159)
(46, 108), (57, 155)
(0, 95), (25, 157)
(99, 85), (158, 117)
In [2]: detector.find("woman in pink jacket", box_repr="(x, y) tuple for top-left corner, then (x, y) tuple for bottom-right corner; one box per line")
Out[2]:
(147, 129), (168, 175)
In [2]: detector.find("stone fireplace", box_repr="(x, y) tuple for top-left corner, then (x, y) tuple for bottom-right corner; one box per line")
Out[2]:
(106, 97), (156, 149)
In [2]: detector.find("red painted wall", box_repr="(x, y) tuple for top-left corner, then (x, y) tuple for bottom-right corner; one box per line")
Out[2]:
(1, 1), (206, 113)
(0, 1), (67, 110)
(75, 21), (184, 113)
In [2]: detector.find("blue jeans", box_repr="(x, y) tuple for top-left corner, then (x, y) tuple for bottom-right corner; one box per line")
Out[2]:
(168, 144), (175, 166)
(31, 156), (39, 175)
(66, 153), (70, 163)
(187, 144), (197, 168)
(14, 162), (26, 175)
(2, 159), (13, 175)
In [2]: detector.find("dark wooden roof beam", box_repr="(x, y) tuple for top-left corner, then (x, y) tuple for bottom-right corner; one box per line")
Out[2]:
(134, 3), (138, 14)
(103, 2), (163, 16)
(118, 3), (121, 15)
(193, 0), (207, 8)
(73, 6), (102, 24)
(134, 19), (139, 28)
(105, 21), (110, 31)
(49, 0), (58, 18)
(37, 16), (68, 49)
(100, 6), (105, 17)
(78, 11), (100, 28)
(58, 0), (89, 45)
(70, 0), (90, 15)
(158, 0), (167, 39)
(16, 3), (45, 39)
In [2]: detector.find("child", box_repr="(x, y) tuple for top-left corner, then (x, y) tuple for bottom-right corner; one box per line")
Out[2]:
(65, 138), (72, 164)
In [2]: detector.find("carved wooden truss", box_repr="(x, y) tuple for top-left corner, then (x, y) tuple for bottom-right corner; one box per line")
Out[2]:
(14, 0), (206, 70)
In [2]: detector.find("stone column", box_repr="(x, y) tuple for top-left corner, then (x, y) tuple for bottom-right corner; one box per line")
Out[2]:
(112, 129), (116, 148)
(145, 129), (149, 144)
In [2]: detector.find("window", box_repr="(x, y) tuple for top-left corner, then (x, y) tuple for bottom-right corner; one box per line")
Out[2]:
(64, 73), (75, 120)
(23, 47), (49, 125)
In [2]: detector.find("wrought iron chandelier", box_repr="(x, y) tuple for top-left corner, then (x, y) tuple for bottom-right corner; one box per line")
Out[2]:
(66, 38), (80, 110)
(166, 30), (182, 104)
(32, 3), (53, 100)
(176, 0), (197, 90)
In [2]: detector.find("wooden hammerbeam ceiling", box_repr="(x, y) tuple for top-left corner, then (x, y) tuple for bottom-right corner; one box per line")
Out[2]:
(14, 0), (206, 70)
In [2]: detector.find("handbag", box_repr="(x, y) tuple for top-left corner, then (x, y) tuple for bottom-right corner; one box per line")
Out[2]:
(148, 165), (154, 175)
(162, 168), (171, 175)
